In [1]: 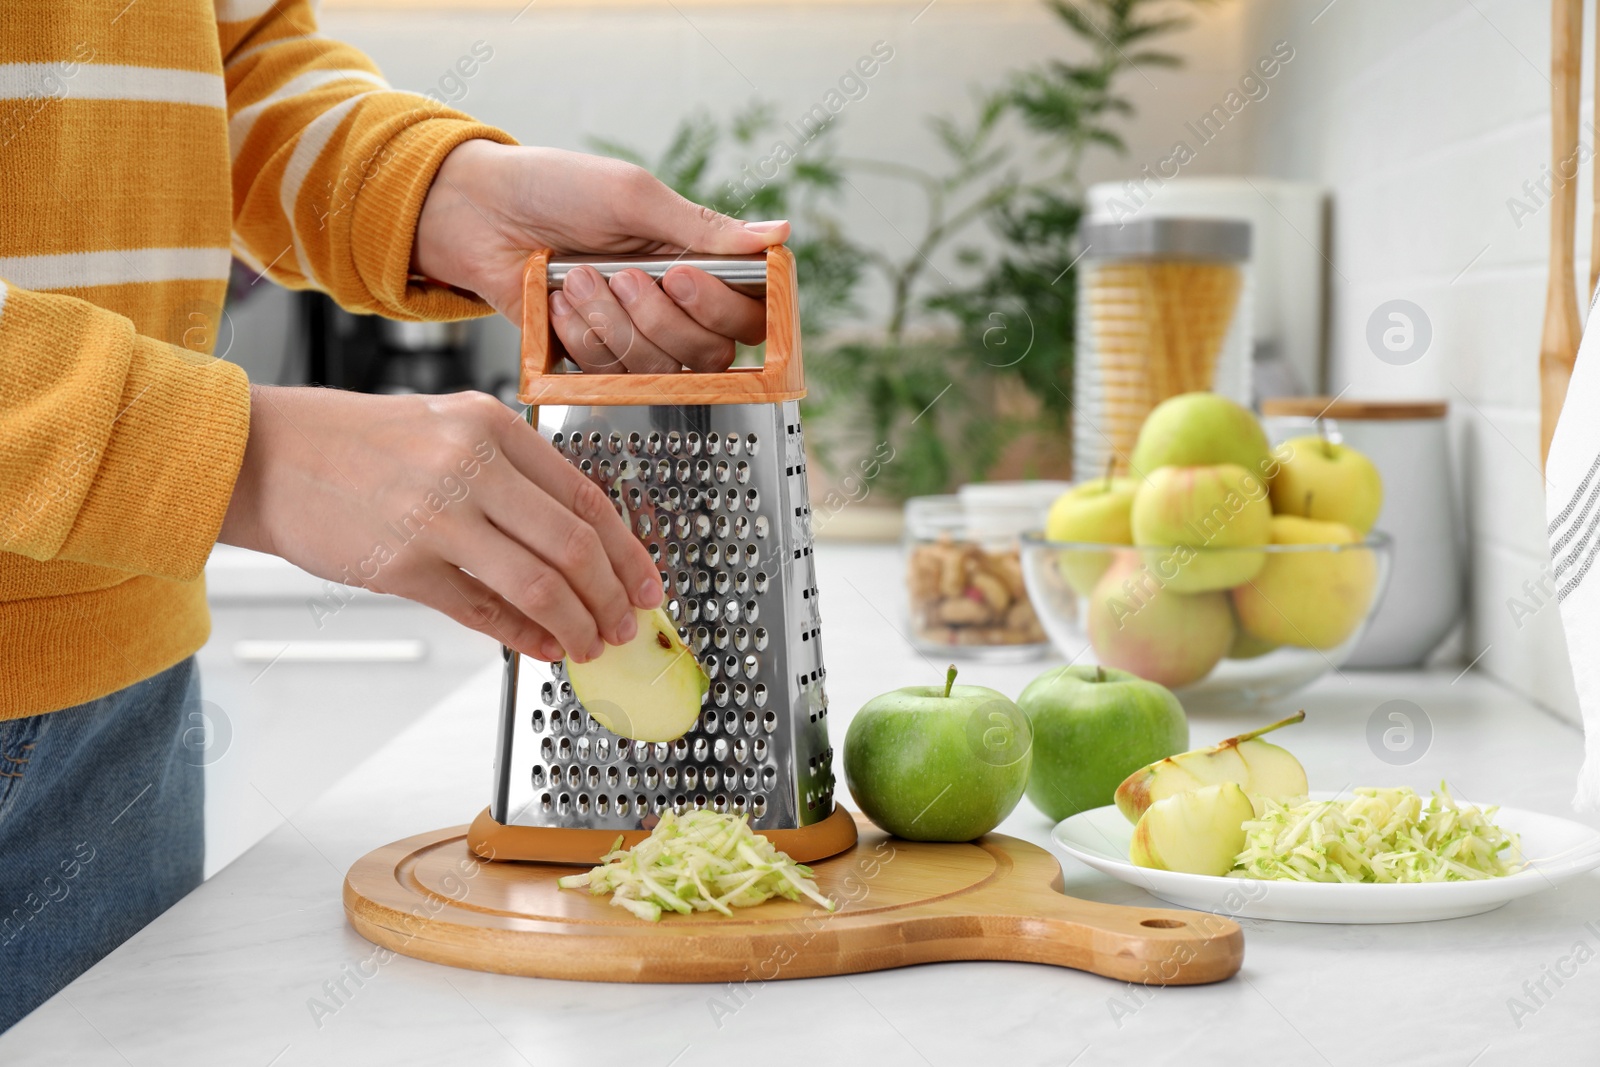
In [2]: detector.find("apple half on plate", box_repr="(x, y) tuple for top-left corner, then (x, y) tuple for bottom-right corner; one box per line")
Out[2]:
(565, 607), (709, 743)
(1115, 713), (1309, 823)
(1129, 782), (1254, 877)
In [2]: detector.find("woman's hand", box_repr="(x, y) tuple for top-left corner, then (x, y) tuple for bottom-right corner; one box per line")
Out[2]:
(218, 385), (662, 663)
(220, 146), (787, 661)
(411, 140), (788, 373)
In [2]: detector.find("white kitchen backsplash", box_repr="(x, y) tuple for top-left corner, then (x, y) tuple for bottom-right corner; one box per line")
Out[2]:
(1235, 0), (1582, 721)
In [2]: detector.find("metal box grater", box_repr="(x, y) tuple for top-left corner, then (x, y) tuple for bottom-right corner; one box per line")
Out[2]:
(468, 247), (859, 864)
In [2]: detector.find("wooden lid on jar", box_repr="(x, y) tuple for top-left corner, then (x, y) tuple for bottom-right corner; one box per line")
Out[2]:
(1261, 397), (1448, 420)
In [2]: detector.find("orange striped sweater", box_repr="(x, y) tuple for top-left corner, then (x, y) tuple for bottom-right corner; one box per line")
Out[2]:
(0, 0), (514, 717)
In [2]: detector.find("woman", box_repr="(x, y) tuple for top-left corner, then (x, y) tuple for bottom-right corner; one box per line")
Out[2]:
(0, 0), (783, 1028)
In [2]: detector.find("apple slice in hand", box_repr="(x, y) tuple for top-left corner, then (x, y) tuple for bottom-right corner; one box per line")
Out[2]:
(565, 607), (709, 743)
(1114, 712), (1308, 823)
(1129, 782), (1254, 876)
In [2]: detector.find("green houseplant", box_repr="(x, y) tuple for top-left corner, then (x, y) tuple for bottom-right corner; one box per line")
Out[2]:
(594, 0), (1207, 500)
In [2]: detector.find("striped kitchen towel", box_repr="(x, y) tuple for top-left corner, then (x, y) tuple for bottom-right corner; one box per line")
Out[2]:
(1549, 306), (1600, 811)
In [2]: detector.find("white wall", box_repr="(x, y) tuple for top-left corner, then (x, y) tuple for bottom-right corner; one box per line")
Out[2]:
(1235, 0), (1580, 719)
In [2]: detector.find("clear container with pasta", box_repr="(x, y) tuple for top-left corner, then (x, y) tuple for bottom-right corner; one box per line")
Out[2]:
(1074, 217), (1253, 480)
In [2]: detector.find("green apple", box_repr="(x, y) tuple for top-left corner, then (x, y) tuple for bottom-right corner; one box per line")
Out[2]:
(1085, 553), (1234, 689)
(1129, 392), (1273, 479)
(1269, 435), (1384, 534)
(1231, 515), (1378, 650)
(1115, 712), (1308, 823)
(1128, 782), (1254, 876)
(844, 667), (1032, 842)
(1046, 475), (1138, 594)
(1017, 664), (1188, 822)
(566, 607), (709, 743)
(1130, 465), (1272, 592)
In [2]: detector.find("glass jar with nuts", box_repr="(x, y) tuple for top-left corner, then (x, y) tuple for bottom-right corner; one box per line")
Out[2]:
(904, 494), (1052, 661)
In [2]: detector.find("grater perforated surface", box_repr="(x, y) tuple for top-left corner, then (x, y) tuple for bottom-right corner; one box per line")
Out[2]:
(489, 399), (837, 832)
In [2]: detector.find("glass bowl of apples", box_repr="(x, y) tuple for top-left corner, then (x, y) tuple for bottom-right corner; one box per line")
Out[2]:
(1021, 392), (1396, 711)
(1020, 534), (1391, 711)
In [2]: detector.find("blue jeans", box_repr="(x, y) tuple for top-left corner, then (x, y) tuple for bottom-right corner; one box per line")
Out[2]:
(0, 657), (204, 1032)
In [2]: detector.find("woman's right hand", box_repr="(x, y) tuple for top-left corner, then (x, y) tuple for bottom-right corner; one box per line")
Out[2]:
(218, 384), (662, 663)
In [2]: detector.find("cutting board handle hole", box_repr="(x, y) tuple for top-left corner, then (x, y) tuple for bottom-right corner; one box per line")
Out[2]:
(1140, 918), (1186, 929)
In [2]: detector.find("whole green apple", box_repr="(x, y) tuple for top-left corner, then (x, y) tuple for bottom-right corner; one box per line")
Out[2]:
(1046, 475), (1138, 594)
(1130, 392), (1273, 479)
(1130, 464), (1272, 592)
(1086, 552), (1234, 688)
(844, 667), (1032, 842)
(1232, 515), (1378, 650)
(1018, 664), (1188, 822)
(1269, 435), (1384, 534)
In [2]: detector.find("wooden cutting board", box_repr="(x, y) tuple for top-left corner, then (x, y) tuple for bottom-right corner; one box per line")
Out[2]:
(344, 814), (1243, 985)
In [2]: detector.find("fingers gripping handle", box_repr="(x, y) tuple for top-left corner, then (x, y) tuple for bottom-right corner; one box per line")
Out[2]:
(546, 254), (768, 297)
(517, 247), (803, 407)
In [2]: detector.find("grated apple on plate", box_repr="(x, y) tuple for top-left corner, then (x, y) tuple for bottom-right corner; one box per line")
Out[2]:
(1230, 784), (1522, 883)
(557, 810), (837, 922)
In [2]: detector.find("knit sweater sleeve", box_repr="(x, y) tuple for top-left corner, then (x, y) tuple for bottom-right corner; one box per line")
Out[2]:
(0, 282), (251, 580)
(218, 0), (516, 321)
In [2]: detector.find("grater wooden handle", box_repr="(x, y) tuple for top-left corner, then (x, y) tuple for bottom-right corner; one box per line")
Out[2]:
(518, 245), (803, 407)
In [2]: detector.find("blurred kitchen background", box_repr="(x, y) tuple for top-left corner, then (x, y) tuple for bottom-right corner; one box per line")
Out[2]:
(205, 0), (1569, 874)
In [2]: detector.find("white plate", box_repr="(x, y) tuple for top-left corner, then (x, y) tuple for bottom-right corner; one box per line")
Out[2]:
(1052, 792), (1600, 924)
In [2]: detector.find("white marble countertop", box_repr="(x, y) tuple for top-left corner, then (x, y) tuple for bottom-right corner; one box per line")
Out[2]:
(8, 544), (1599, 1066)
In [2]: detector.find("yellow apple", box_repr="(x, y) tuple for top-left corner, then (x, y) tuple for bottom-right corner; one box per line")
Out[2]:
(1115, 712), (1308, 823)
(1269, 436), (1384, 534)
(1128, 782), (1254, 876)
(1086, 552), (1234, 690)
(1046, 476), (1138, 594)
(1231, 515), (1378, 650)
(1129, 392), (1273, 480)
(1130, 464), (1272, 592)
